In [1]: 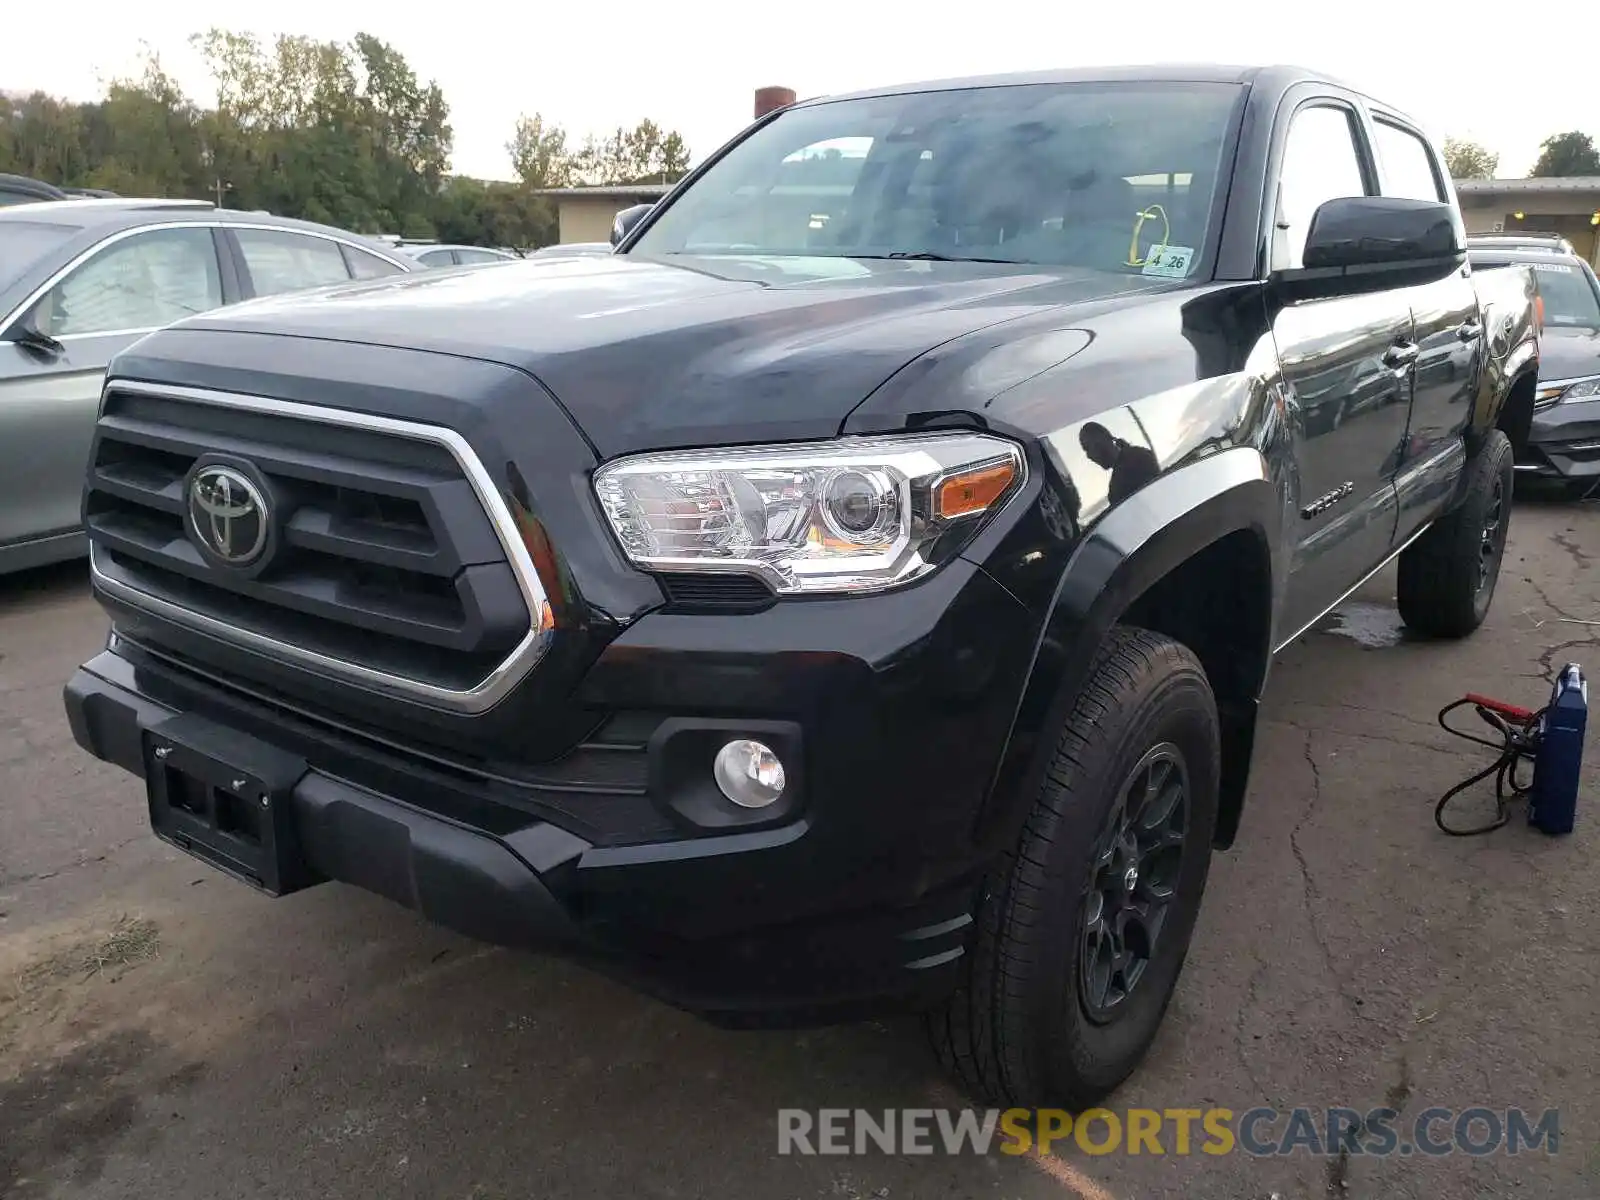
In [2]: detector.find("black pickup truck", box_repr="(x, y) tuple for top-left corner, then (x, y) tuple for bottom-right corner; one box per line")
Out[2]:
(63, 65), (1539, 1107)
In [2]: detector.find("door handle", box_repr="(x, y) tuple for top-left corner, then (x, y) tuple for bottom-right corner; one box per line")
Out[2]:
(1457, 321), (1483, 342)
(1383, 341), (1420, 370)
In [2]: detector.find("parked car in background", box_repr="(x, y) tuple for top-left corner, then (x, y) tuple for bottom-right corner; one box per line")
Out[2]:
(402, 244), (520, 268)
(528, 242), (613, 259)
(1467, 232), (1578, 256)
(0, 198), (417, 574)
(0, 176), (123, 206)
(0, 173), (70, 206)
(1470, 242), (1600, 491)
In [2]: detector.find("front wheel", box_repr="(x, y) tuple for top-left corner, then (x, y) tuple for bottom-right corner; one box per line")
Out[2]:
(1396, 430), (1514, 638)
(928, 626), (1220, 1109)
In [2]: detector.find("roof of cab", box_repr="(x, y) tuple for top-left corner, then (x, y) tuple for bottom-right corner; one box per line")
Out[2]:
(802, 64), (1356, 106)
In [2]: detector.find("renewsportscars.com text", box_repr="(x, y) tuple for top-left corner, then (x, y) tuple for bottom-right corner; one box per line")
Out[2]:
(777, 1107), (1560, 1158)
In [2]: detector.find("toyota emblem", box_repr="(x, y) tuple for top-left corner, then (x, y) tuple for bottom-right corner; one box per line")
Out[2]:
(187, 465), (270, 567)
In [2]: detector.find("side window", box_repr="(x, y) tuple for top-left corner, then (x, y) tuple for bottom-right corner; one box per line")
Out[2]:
(415, 249), (453, 267)
(1275, 105), (1370, 270)
(35, 227), (223, 338)
(342, 244), (406, 279)
(234, 229), (351, 298)
(1372, 121), (1444, 203)
(456, 248), (506, 264)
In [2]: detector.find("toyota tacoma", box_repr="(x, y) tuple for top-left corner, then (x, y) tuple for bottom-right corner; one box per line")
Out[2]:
(63, 65), (1540, 1107)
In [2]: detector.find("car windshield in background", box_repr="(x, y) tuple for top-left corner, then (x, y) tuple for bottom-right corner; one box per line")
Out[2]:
(1478, 258), (1600, 328)
(0, 220), (76, 290)
(629, 81), (1243, 276)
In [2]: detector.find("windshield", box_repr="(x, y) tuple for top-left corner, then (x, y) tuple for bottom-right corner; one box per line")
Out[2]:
(1476, 258), (1600, 328)
(630, 81), (1242, 276)
(0, 220), (77, 290)
(1529, 261), (1600, 328)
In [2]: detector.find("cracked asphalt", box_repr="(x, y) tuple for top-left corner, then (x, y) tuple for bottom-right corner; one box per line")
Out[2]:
(1, 493), (1597, 1200)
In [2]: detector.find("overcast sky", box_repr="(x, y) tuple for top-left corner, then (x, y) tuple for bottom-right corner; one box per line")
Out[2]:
(2, 1), (1590, 183)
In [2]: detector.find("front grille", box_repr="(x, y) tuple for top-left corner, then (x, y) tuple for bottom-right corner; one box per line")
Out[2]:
(87, 383), (545, 707)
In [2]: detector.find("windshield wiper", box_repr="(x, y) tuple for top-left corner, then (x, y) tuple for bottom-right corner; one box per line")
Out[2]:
(867, 251), (1022, 264)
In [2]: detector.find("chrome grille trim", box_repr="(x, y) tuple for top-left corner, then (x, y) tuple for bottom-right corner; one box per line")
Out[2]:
(90, 378), (556, 715)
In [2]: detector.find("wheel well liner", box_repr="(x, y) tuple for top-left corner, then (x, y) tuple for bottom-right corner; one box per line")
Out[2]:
(1495, 369), (1538, 459)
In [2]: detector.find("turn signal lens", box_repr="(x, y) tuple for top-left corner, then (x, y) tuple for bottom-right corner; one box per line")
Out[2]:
(936, 461), (1019, 520)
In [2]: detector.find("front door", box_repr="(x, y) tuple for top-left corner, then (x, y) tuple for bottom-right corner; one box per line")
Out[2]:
(1367, 115), (1482, 547)
(0, 224), (226, 554)
(1270, 100), (1417, 641)
(0, 337), (125, 551)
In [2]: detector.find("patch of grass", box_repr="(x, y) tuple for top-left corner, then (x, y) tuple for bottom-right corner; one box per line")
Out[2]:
(22, 917), (161, 988)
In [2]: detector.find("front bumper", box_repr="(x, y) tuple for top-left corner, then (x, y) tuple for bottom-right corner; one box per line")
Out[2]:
(1519, 396), (1600, 481)
(64, 560), (1036, 1023)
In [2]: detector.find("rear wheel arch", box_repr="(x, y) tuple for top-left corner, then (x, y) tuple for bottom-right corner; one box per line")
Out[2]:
(976, 447), (1281, 856)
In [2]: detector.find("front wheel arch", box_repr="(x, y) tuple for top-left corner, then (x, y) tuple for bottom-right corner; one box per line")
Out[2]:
(975, 447), (1282, 857)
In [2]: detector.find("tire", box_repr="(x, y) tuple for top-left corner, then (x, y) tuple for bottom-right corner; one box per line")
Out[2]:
(928, 626), (1220, 1109)
(1396, 430), (1513, 639)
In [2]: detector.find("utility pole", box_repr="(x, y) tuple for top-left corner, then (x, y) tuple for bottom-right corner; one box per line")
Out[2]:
(212, 178), (232, 208)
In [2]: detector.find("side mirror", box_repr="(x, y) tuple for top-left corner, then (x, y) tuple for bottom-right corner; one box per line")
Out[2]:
(611, 202), (654, 247)
(1272, 196), (1464, 301)
(6, 304), (64, 358)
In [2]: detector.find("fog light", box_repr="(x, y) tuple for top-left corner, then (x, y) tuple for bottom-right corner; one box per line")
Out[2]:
(713, 739), (786, 808)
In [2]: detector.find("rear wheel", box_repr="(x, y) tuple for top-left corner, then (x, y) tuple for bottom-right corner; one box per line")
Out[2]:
(1397, 430), (1514, 638)
(928, 626), (1219, 1108)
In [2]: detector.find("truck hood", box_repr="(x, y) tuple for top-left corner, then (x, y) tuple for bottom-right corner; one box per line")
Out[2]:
(1538, 325), (1600, 381)
(176, 253), (1165, 456)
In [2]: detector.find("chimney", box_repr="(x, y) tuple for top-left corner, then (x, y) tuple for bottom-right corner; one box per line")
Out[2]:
(755, 86), (797, 119)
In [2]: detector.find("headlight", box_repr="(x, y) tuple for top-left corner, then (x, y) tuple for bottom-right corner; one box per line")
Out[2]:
(1538, 375), (1600, 406)
(592, 432), (1025, 595)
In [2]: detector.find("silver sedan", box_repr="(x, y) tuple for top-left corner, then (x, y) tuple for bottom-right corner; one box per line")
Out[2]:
(0, 199), (417, 574)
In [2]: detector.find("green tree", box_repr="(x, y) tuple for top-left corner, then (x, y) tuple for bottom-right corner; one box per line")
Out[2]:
(1531, 131), (1600, 177)
(508, 113), (574, 188)
(0, 28), (686, 252)
(570, 118), (693, 184)
(1441, 137), (1498, 181)
(0, 91), (88, 184)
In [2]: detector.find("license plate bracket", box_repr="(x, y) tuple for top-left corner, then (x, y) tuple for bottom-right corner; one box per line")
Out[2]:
(143, 713), (315, 897)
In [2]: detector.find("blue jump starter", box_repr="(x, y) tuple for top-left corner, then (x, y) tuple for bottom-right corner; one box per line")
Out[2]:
(1529, 663), (1587, 836)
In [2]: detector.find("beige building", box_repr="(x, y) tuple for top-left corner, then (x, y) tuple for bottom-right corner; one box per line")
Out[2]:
(535, 184), (675, 244)
(1456, 177), (1600, 265)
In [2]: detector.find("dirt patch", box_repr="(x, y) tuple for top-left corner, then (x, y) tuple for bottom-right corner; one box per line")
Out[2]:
(0, 1028), (203, 1196)
(0, 915), (202, 1195)
(0, 915), (162, 1054)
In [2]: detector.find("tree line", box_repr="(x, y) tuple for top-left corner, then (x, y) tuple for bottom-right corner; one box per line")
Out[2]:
(1444, 131), (1600, 180)
(0, 29), (694, 249)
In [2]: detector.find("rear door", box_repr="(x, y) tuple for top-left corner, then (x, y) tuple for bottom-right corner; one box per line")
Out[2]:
(228, 227), (355, 299)
(0, 224), (228, 550)
(1366, 111), (1481, 548)
(1269, 95), (1419, 639)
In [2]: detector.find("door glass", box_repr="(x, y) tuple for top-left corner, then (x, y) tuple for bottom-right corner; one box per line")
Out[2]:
(35, 226), (223, 337)
(343, 244), (406, 278)
(234, 229), (352, 297)
(1276, 106), (1370, 269)
(1372, 121), (1444, 203)
(456, 247), (507, 264)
